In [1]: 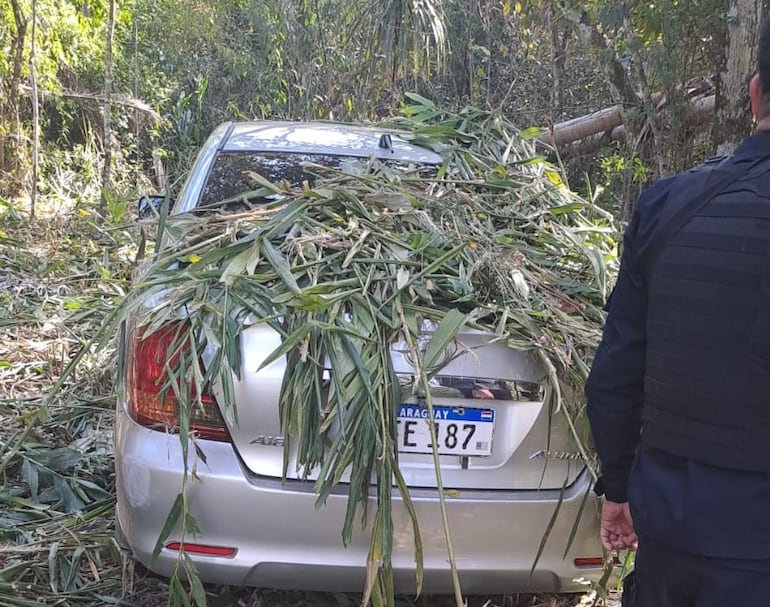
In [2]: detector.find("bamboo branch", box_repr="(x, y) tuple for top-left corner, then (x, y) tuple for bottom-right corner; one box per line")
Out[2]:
(17, 85), (161, 123)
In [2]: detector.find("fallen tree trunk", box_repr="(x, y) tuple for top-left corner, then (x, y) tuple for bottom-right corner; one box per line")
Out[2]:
(540, 105), (625, 148)
(541, 92), (716, 154)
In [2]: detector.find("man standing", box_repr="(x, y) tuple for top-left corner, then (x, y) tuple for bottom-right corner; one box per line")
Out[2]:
(586, 17), (770, 606)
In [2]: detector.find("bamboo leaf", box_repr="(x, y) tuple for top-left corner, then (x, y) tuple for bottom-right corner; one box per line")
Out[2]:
(421, 309), (467, 369)
(152, 493), (184, 561)
(170, 575), (192, 607)
(392, 459), (423, 595)
(48, 542), (59, 593)
(260, 239), (301, 294)
(183, 553), (208, 607)
(404, 91), (437, 109)
(257, 322), (313, 371)
(219, 246), (253, 285)
(563, 476), (594, 559)
(529, 476), (567, 578)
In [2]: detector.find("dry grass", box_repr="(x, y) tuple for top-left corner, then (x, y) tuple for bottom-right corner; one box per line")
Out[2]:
(0, 207), (617, 606)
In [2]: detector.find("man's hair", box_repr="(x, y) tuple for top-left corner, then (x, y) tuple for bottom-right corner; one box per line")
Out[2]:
(759, 17), (770, 94)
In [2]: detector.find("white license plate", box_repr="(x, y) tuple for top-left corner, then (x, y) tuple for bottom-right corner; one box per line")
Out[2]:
(396, 404), (495, 456)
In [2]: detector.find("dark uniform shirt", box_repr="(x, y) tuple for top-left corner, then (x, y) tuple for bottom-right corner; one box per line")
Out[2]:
(586, 131), (770, 562)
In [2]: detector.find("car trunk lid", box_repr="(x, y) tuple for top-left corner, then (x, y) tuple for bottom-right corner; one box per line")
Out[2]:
(212, 324), (584, 491)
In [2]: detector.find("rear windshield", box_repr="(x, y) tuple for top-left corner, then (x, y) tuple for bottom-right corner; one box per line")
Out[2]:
(198, 152), (348, 208)
(198, 151), (438, 209)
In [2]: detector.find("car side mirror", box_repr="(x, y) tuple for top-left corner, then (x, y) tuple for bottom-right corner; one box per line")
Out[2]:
(137, 194), (172, 219)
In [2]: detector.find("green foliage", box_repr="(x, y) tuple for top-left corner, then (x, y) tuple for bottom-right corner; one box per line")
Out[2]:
(2, 0), (740, 212)
(0, 0), (122, 92)
(593, 152), (652, 218)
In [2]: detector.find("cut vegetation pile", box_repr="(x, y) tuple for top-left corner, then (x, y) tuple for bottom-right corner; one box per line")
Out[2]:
(0, 211), (134, 605)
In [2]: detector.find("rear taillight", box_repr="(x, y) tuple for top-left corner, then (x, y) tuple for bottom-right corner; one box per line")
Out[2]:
(127, 323), (229, 442)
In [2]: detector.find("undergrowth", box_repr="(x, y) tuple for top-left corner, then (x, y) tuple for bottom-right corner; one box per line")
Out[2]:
(0, 193), (614, 607)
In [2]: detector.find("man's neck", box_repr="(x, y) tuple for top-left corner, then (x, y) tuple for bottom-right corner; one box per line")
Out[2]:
(755, 116), (770, 132)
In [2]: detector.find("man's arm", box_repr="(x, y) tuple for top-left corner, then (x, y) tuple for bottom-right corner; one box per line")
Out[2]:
(586, 211), (648, 504)
(586, 209), (651, 553)
(587, 178), (676, 552)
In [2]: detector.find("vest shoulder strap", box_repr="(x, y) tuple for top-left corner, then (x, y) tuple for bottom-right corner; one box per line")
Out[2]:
(642, 151), (770, 279)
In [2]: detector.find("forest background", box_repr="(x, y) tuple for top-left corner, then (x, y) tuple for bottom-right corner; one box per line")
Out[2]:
(0, 0), (768, 606)
(3, 0), (769, 218)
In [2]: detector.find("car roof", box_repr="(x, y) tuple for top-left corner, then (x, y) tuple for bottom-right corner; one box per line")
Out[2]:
(221, 121), (443, 165)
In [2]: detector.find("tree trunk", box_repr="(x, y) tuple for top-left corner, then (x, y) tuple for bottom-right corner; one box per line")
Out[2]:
(101, 0), (116, 217)
(540, 92), (716, 153)
(459, 0), (475, 103)
(548, 0), (567, 111)
(2, 0), (28, 199)
(29, 0), (39, 218)
(565, 7), (639, 107)
(540, 105), (624, 147)
(713, 1), (765, 155)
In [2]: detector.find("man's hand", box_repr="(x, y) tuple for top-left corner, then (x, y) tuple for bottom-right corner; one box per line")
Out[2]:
(600, 500), (638, 552)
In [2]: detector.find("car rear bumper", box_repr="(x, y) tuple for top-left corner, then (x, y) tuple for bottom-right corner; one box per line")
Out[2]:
(114, 408), (603, 594)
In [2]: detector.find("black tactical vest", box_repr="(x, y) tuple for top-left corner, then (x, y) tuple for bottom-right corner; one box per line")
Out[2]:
(642, 159), (770, 471)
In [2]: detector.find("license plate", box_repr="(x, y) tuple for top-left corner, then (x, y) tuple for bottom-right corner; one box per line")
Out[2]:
(396, 404), (495, 456)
